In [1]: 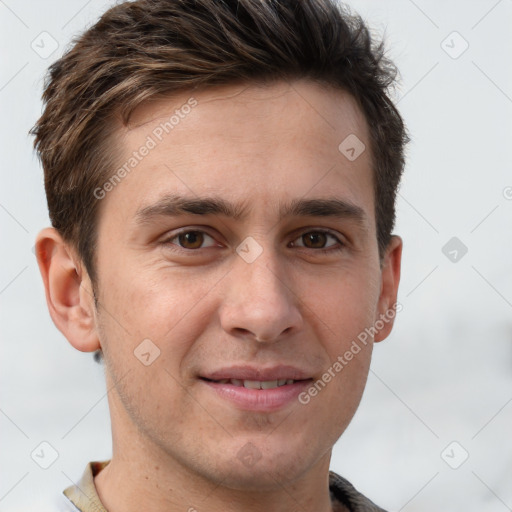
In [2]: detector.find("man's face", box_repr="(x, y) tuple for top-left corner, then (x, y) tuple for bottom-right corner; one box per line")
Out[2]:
(91, 80), (397, 489)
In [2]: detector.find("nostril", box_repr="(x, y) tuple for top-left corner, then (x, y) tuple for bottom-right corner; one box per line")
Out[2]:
(232, 327), (253, 339)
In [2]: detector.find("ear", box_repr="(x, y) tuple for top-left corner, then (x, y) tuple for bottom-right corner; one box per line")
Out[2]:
(374, 235), (402, 343)
(35, 227), (100, 353)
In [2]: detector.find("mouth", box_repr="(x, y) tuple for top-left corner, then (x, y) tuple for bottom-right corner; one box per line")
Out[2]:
(200, 377), (303, 389)
(198, 366), (314, 411)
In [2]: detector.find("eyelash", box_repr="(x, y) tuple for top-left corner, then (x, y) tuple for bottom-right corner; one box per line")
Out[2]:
(160, 228), (345, 255)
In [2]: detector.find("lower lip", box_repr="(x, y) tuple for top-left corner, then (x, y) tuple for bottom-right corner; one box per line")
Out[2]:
(201, 379), (312, 412)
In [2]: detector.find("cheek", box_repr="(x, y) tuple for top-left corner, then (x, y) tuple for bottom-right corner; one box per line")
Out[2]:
(300, 268), (380, 350)
(296, 266), (378, 418)
(96, 267), (214, 432)
(101, 262), (205, 334)
(96, 261), (228, 390)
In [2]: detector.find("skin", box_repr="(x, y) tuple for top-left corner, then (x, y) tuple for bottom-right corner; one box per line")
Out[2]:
(36, 79), (402, 512)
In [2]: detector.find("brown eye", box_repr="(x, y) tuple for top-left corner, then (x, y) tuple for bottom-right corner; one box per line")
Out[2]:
(177, 231), (205, 249)
(162, 229), (220, 253)
(302, 232), (327, 248)
(291, 230), (342, 251)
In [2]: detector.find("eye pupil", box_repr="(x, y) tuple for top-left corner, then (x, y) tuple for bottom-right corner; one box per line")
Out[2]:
(178, 231), (204, 249)
(303, 232), (327, 248)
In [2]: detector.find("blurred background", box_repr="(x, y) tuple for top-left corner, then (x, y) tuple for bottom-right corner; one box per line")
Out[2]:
(1, 0), (511, 510)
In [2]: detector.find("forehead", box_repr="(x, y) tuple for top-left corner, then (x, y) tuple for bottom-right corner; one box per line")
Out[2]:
(103, 79), (374, 229)
(127, 79), (366, 131)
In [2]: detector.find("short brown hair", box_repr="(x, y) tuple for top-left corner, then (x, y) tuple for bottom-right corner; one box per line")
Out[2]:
(31, 0), (408, 286)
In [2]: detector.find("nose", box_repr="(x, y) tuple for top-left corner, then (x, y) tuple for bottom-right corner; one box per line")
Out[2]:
(219, 248), (303, 343)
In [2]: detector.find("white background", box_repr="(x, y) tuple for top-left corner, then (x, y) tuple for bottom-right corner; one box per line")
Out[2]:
(1, 1), (511, 510)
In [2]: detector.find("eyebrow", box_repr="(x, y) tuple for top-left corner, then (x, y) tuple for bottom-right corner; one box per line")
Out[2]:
(285, 197), (366, 225)
(134, 194), (367, 227)
(135, 194), (249, 223)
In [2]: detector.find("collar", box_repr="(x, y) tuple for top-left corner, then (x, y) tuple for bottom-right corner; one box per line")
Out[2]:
(63, 460), (109, 512)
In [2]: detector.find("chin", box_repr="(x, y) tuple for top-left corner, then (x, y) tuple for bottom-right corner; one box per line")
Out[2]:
(203, 441), (316, 491)
(215, 464), (300, 491)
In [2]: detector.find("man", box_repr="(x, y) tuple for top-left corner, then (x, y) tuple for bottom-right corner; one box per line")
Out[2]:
(32, 0), (407, 510)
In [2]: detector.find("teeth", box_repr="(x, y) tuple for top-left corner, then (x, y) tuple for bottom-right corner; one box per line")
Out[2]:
(212, 378), (296, 388)
(243, 380), (261, 389)
(234, 379), (294, 388)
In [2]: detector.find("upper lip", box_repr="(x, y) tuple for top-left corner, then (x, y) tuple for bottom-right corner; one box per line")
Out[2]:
(201, 365), (313, 382)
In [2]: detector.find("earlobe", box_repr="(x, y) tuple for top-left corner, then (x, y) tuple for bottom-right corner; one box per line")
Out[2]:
(374, 235), (402, 343)
(35, 227), (100, 353)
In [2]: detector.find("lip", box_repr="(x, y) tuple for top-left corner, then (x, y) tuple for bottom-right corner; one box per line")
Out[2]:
(199, 365), (314, 412)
